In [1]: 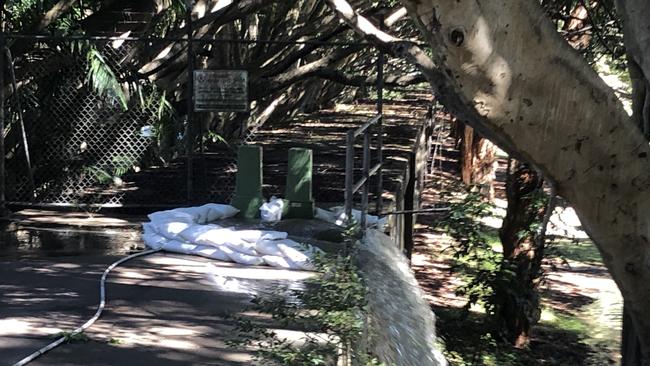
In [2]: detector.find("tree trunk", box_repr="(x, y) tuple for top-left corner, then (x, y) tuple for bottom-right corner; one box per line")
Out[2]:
(459, 123), (497, 200)
(623, 303), (644, 366)
(614, 2), (650, 362)
(496, 161), (545, 347)
(399, 1), (650, 361)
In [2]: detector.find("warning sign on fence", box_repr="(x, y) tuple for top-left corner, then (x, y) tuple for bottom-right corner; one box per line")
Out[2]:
(194, 70), (248, 112)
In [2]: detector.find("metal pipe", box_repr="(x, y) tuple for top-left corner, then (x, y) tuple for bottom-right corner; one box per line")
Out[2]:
(353, 114), (381, 137)
(185, 0), (194, 204)
(361, 129), (371, 229)
(379, 207), (450, 216)
(344, 130), (354, 222)
(353, 163), (381, 193)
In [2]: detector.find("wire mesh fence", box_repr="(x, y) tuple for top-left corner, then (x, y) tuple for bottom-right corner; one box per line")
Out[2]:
(6, 38), (179, 206)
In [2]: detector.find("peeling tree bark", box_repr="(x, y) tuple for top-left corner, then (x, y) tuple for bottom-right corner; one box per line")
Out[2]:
(459, 124), (496, 200)
(397, 0), (650, 362)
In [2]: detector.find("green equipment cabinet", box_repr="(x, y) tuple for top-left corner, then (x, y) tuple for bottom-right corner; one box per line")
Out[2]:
(231, 145), (265, 218)
(285, 147), (315, 219)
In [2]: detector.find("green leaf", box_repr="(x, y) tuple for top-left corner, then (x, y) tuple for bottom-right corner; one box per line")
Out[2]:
(86, 48), (129, 111)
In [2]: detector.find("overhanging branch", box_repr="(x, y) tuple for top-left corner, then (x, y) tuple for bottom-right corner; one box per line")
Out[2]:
(310, 69), (425, 88)
(324, 0), (532, 173)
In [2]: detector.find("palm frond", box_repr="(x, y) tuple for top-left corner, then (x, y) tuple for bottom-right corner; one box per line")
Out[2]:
(86, 48), (128, 111)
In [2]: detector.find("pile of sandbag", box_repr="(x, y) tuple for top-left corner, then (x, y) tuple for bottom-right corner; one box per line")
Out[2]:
(142, 203), (321, 270)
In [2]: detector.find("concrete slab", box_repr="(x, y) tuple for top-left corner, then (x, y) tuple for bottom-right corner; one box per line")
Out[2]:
(1, 253), (315, 366)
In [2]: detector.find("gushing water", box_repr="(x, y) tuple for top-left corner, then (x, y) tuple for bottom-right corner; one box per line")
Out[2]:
(357, 229), (447, 366)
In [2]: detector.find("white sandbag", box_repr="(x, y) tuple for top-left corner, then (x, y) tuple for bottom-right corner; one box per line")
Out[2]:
(314, 207), (337, 224)
(148, 210), (196, 224)
(278, 243), (316, 271)
(192, 245), (231, 262)
(152, 221), (192, 240)
(223, 240), (258, 256)
(162, 240), (199, 255)
(142, 233), (168, 250)
(255, 238), (301, 256)
(174, 206), (211, 224)
(142, 222), (156, 235)
(192, 227), (241, 246)
(220, 245), (264, 265)
(260, 196), (284, 223)
(237, 230), (288, 243)
(255, 239), (284, 256)
(262, 255), (297, 269)
(201, 203), (240, 221)
(177, 224), (223, 243)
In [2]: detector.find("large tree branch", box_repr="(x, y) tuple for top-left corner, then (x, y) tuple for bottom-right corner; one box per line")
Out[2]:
(310, 69), (425, 88)
(324, 0), (526, 162)
(32, 0), (78, 32)
(7, 0), (79, 57)
(252, 45), (363, 98)
(259, 24), (347, 78)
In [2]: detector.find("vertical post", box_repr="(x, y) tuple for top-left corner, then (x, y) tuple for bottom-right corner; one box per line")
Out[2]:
(361, 129), (370, 229)
(7, 48), (34, 198)
(231, 145), (264, 218)
(185, 0), (194, 204)
(285, 148), (314, 219)
(0, 22), (5, 215)
(375, 14), (385, 215)
(344, 130), (354, 222)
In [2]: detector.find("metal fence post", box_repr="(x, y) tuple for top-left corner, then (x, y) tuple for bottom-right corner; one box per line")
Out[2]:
(0, 28), (5, 215)
(185, 0), (195, 204)
(344, 130), (354, 221)
(361, 129), (370, 229)
(375, 15), (385, 215)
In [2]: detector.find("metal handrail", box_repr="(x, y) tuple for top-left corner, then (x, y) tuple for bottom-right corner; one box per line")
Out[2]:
(344, 114), (383, 228)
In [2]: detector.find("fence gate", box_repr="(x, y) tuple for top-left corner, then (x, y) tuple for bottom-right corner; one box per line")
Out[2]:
(4, 38), (192, 208)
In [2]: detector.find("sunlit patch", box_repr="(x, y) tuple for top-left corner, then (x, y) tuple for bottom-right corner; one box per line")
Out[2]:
(118, 270), (150, 280)
(194, 2), (206, 18)
(153, 44), (174, 64)
(111, 31), (131, 49)
(149, 326), (196, 337)
(211, 0), (233, 13)
(0, 318), (64, 336)
(208, 262), (316, 281)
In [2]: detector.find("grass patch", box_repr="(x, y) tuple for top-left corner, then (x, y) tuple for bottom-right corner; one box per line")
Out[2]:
(436, 305), (605, 366)
(435, 306), (535, 366)
(548, 240), (602, 265)
(540, 307), (589, 334)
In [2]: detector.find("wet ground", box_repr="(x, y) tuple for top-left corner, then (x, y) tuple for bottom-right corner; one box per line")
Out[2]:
(0, 211), (343, 366)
